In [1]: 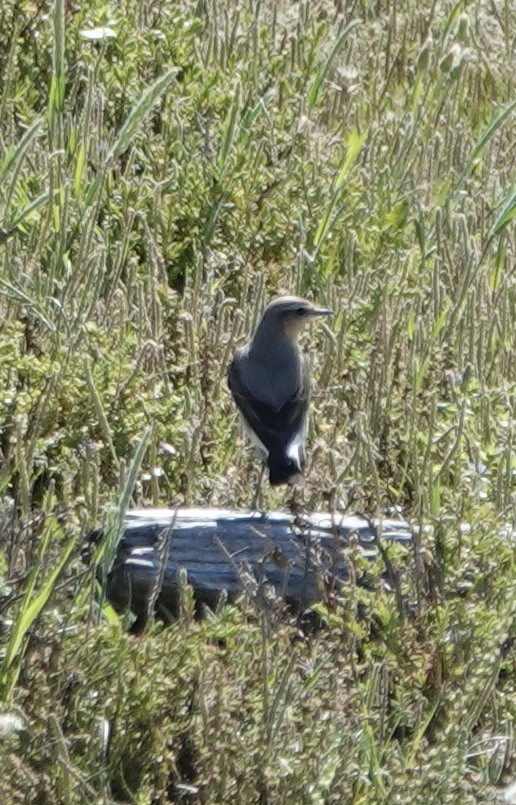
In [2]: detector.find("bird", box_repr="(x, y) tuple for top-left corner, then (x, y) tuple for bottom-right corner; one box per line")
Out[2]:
(228, 296), (332, 503)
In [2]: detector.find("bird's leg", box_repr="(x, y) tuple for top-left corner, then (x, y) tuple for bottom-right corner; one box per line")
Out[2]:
(251, 464), (266, 513)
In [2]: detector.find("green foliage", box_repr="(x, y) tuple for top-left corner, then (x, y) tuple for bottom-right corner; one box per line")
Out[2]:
(0, 0), (514, 801)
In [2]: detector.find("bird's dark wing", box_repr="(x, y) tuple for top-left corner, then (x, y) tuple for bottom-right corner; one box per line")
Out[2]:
(228, 356), (311, 455)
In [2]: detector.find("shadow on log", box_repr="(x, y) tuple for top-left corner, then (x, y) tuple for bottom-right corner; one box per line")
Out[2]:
(94, 508), (413, 632)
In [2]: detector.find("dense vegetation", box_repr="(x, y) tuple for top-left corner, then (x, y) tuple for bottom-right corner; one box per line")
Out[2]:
(0, 0), (514, 801)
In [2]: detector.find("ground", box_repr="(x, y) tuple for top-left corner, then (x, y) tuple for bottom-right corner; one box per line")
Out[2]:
(0, 0), (514, 801)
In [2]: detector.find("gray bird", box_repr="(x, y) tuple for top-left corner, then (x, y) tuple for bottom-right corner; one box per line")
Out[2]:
(228, 296), (332, 493)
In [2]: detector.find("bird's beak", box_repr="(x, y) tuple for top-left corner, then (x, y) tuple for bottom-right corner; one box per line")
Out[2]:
(308, 306), (333, 316)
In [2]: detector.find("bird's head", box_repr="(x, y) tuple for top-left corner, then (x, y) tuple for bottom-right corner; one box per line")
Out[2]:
(261, 296), (333, 339)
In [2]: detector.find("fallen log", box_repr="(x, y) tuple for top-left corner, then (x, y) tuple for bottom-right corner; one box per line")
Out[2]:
(95, 508), (413, 631)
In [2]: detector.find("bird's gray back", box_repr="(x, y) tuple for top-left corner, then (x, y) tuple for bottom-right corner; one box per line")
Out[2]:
(234, 339), (308, 409)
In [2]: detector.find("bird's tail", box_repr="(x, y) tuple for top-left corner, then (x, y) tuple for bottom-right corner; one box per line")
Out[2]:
(267, 450), (304, 487)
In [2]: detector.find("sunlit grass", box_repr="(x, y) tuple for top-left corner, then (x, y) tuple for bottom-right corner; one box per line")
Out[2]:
(0, 0), (514, 801)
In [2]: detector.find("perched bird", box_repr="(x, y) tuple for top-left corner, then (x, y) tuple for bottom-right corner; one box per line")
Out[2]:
(228, 296), (332, 496)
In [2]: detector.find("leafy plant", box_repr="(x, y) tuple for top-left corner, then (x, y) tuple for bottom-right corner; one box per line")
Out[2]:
(0, 0), (514, 801)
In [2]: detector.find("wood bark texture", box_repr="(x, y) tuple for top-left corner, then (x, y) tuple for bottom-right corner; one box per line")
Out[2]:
(98, 508), (413, 629)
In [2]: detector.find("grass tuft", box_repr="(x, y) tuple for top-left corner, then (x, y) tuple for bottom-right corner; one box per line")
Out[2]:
(0, 0), (514, 800)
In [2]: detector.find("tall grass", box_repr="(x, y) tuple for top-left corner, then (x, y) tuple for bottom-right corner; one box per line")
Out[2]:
(0, 0), (514, 800)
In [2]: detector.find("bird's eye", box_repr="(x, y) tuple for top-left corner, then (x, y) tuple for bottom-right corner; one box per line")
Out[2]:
(295, 307), (308, 316)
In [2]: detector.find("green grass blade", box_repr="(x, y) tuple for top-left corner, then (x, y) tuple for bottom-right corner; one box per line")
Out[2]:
(0, 117), (43, 186)
(313, 193), (340, 252)
(84, 362), (121, 470)
(469, 99), (516, 165)
(73, 141), (86, 197)
(97, 425), (153, 601)
(307, 20), (359, 108)
(335, 128), (367, 190)
(3, 543), (73, 673)
(49, 0), (66, 118)
(0, 524), (74, 702)
(218, 82), (242, 169)
(438, 0), (466, 52)
(0, 278), (54, 330)
(313, 128), (366, 253)
(488, 188), (516, 240)
(107, 68), (180, 161)
(7, 190), (54, 232)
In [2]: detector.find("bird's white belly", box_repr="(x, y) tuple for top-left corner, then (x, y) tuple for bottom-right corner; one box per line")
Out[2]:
(240, 415), (305, 470)
(286, 429), (305, 468)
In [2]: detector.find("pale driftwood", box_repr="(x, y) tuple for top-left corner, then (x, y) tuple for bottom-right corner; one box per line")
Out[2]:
(97, 508), (413, 630)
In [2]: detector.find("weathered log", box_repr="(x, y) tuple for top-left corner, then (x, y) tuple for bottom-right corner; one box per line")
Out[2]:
(99, 508), (413, 630)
